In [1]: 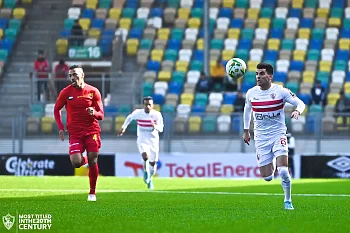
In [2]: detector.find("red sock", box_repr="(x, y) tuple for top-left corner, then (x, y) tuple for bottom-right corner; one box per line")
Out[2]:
(81, 155), (88, 166)
(89, 163), (99, 194)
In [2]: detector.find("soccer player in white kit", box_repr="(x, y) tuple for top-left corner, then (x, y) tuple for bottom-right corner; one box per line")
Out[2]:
(118, 96), (164, 189)
(242, 63), (305, 210)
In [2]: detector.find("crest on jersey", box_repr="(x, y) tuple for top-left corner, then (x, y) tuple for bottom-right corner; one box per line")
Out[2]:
(270, 93), (276, 99)
(88, 93), (94, 98)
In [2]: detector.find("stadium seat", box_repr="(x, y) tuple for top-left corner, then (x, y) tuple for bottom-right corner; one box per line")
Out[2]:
(188, 116), (201, 133)
(202, 116), (216, 133)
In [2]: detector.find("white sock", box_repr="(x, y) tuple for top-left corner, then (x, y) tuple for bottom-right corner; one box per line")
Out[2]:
(143, 160), (150, 174)
(278, 166), (292, 202)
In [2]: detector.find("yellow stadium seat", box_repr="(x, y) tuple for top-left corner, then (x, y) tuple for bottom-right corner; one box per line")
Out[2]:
(222, 50), (235, 61)
(228, 28), (240, 39)
(157, 28), (170, 40)
(188, 18), (201, 28)
(86, 0), (98, 9)
(247, 8), (259, 19)
(119, 18), (132, 30)
(22, 0), (32, 3)
(153, 104), (161, 112)
(275, 82), (284, 87)
(303, 71), (315, 79)
(0, 29), (3, 39)
(210, 60), (217, 68)
(56, 39), (68, 55)
(151, 49), (164, 62)
(327, 93), (340, 106)
(298, 28), (310, 39)
(197, 39), (204, 50)
(109, 8), (122, 20)
(344, 82), (350, 94)
(115, 116), (126, 130)
(181, 93), (194, 105)
(126, 39), (139, 56)
(302, 76), (314, 84)
(336, 116), (350, 126)
(158, 71), (171, 82)
(317, 8), (329, 18)
(303, 105), (308, 115)
(258, 18), (271, 28)
(79, 18), (91, 31)
(178, 8), (190, 19)
(267, 39), (280, 50)
(176, 61), (189, 72)
(188, 116), (201, 133)
(41, 117), (54, 134)
(328, 18), (341, 27)
(292, 0), (304, 8)
(248, 61), (259, 71)
(293, 50), (306, 61)
(221, 104), (234, 114)
(13, 8), (26, 20)
(88, 28), (101, 39)
(339, 39), (350, 50)
(319, 61), (332, 72)
(223, 0), (235, 8)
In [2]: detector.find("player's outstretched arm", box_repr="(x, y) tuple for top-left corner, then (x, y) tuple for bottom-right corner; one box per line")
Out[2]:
(242, 91), (252, 145)
(54, 90), (67, 141)
(90, 89), (104, 120)
(283, 88), (306, 120)
(118, 111), (136, 136)
(152, 112), (164, 133)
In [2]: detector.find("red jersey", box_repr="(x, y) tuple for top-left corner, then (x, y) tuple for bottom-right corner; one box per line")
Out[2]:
(54, 83), (104, 137)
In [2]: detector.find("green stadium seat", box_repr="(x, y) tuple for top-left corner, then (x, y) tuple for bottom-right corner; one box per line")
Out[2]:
(191, 8), (203, 18)
(190, 61), (203, 71)
(99, 0), (112, 9)
(235, 49), (249, 61)
(129, 120), (137, 132)
(264, 60), (275, 67)
(162, 104), (175, 113)
(4, 0), (17, 9)
(211, 39), (223, 50)
(309, 105), (323, 113)
(172, 71), (185, 83)
(210, 19), (215, 30)
(330, 8), (343, 18)
(344, 19), (350, 29)
(117, 104), (132, 115)
(122, 8), (136, 18)
(140, 39), (153, 50)
(286, 82), (299, 94)
(9, 19), (21, 31)
(0, 50), (8, 62)
(241, 28), (254, 39)
(260, 8), (273, 18)
(317, 72), (329, 83)
(171, 28), (184, 40)
(195, 93), (208, 105)
(143, 82), (153, 96)
(133, 18), (146, 29)
(5, 28), (17, 40)
(164, 49), (178, 61)
(64, 18), (75, 29)
(272, 18), (285, 29)
(312, 28), (325, 39)
(304, 0), (317, 8)
(334, 60), (347, 71)
(244, 71), (256, 84)
(281, 39), (294, 50)
(168, 0), (179, 8)
(307, 50), (320, 61)
(202, 116), (216, 133)
(236, 0), (248, 8)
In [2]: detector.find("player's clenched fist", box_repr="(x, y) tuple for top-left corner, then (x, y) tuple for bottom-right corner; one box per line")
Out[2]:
(290, 110), (300, 120)
(86, 107), (95, 116)
(242, 129), (250, 145)
(58, 130), (65, 141)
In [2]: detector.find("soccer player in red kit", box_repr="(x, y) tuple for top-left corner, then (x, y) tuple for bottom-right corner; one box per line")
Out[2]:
(54, 65), (104, 202)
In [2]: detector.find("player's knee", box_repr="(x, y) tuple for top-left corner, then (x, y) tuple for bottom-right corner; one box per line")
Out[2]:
(141, 153), (148, 161)
(71, 161), (82, 168)
(87, 152), (98, 165)
(277, 166), (290, 180)
(263, 174), (274, 182)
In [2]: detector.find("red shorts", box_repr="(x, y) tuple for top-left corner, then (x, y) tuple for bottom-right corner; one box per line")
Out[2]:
(68, 133), (101, 155)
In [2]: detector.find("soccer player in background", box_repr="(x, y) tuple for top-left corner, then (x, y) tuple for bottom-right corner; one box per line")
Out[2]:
(54, 65), (104, 202)
(242, 63), (305, 210)
(118, 97), (164, 189)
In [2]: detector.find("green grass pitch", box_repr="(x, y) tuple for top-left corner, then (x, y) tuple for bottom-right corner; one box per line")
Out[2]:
(0, 176), (349, 233)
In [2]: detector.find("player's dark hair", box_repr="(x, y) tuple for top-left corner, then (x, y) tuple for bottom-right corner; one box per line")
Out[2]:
(143, 96), (153, 102)
(69, 65), (82, 70)
(257, 62), (274, 75)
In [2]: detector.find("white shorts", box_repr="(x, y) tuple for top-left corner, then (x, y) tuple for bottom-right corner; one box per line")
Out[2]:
(255, 134), (289, 167)
(137, 142), (159, 162)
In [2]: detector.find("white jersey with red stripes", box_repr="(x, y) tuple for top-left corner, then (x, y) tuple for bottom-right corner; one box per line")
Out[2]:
(244, 83), (305, 140)
(121, 109), (164, 143)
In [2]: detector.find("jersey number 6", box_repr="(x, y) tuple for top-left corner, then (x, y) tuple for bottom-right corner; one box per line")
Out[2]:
(280, 138), (287, 146)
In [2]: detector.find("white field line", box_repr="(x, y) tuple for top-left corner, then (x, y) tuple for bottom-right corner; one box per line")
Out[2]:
(0, 189), (349, 197)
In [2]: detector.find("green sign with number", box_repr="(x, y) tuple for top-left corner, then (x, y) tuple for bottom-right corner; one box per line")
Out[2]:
(68, 46), (102, 59)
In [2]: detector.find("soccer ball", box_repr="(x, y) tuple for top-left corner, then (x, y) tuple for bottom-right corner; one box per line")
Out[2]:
(225, 58), (247, 80)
